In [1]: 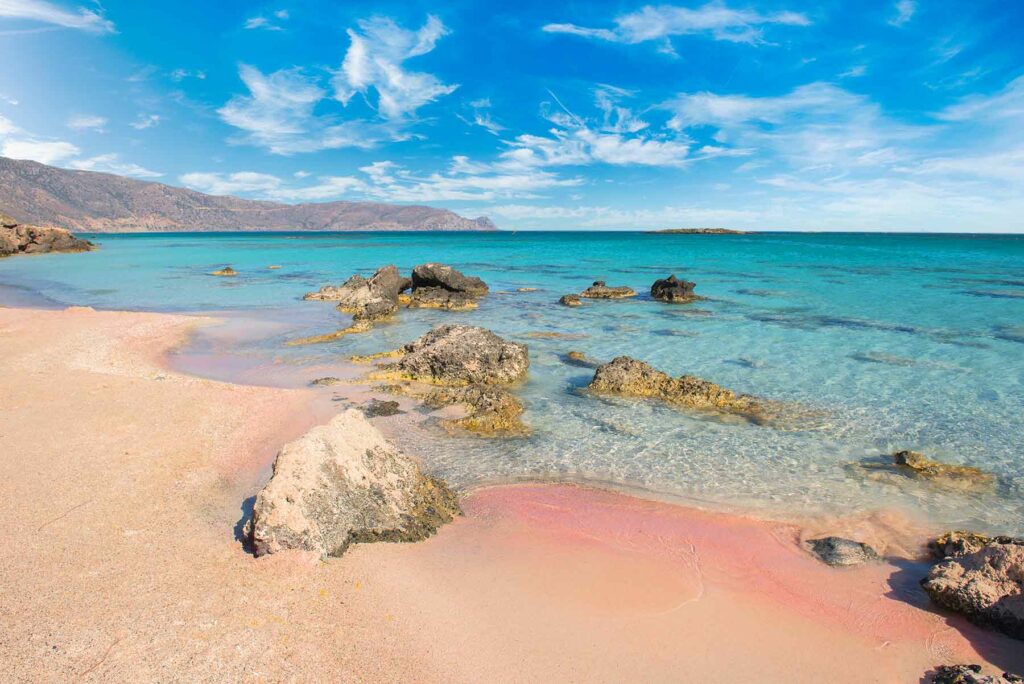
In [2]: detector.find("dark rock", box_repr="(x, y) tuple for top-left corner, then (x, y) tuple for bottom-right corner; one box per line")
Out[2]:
(375, 325), (529, 386)
(931, 664), (1023, 684)
(651, 275), (701, 303)
(411, 263), (488, 296)
(580, 281), (636, 299)
(309, 377), (342, 386)
(922, 537), (1024, 641)
(806, 537), (880, 567)
(407, 286), (479, 311)
(559, 294), (582, 307)
(210, 266), (237, 276)
(304, 265), (408, 322)
(362, 399), (403, 417)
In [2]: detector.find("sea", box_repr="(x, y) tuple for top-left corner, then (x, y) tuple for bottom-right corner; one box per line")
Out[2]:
(2, 231), (1022, 535)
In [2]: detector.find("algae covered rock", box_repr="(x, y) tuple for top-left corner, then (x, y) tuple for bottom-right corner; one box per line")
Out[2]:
(411, 263), (488, 296)
(580, 281), (636, 299)
(248, 409), (459, 558)
(423, 384), (528, 436)
(210, 266), (237, 277)
(922, 536), (1024, 641)
(376, 325), (529, 385)
(893, 450), (995, 489)
(559, 294), (582, 307)
(588, 356), (767, 423)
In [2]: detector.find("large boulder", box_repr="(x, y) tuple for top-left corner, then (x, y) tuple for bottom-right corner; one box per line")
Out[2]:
(588, 356), (767, 422)
(806, 537), (880, 567)
(580, 281), (636, 299)
(376, 325), (529, 385)
(0, 211), (17, 229)
(248, 410), (460, 558)
(922, 536), (1024, 641)
(304, 265), (409, 321)
(930, 665), (1023, 684)
(0, 220), (93, 258)
(651, 275), (701, 303)
(411, 263), (488, 296)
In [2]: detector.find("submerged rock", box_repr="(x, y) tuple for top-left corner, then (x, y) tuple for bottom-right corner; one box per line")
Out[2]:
(559, 294), (582, 307)
(562, 350), (602, 368)
(375, 325), (529, 385)
(309, 376), (342, 387)
(922, 536), (1024, 641)
(806, 537), (880, 567)
(362, 399), (403, 417)
(422, 384), (528, 436)
(893, 450), (995, 489)
(411, 263), (488, 296)
(930, 665), (1023, 684)
(210, 266), (237, 277)
(650, 275), (701, 303)
(0, 215), (93, 257)
(248, 410), (459, 558)
(579, 281), (636, 299)
(588, 356), (768, 423)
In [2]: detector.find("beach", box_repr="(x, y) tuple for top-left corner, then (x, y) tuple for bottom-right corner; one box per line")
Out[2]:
(2, 305), (1021, 682)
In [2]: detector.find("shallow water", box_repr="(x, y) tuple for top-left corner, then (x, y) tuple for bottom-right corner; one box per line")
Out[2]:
(2, 231), (1022, 534)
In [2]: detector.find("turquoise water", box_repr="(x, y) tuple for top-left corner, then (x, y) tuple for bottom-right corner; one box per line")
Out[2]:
(2, 231), (1023, 534)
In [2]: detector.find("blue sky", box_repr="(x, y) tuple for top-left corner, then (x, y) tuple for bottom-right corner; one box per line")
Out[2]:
(2, 0), (1023, 231)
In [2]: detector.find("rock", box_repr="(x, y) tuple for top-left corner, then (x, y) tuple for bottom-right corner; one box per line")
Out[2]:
(422, 384), (528, 436)
(268, 265), (282, 269)
(559, 294), (582, 307)
(516, 287), (537, 292)
(286, 321), (373, 346)
(411, 263), (488, 296)
(248, 410), (460, 557)
(588, 356), (768, 423)
(309, 377), (342, 387)
(375, 325), (529, 386)
(407, 286), (479, 311)
(930, 531), (1024, 560)
(579, 281), (636, 299)
(304, 265), (409, 321)
(893, 450), (995, 489)
(561, 351), (601, 369)
(1, 220), (93, 258)
(362, 399), (404, 417)
(651, 275), (702, 303)
(930, 665), (1023, 684)
(211, 266), (237, 276)
(806, 537), (880, 567)
(922, 537), (1024, 641)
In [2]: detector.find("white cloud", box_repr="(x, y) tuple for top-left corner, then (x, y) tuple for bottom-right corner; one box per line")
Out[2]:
(244, 9), (288, 31)
(170, 68), (206, 82)
(130, 114), (161, 130)
(1, 138), (80, 164)
(68, 153), (162, 178)
(484, 203), (757, 228)
(839, 65), (867, 79)
(179, 171), (284, 196)
(333, 15), (457, 119)
(543, 2), (809, 48)
(458, 98), (505, 135)
(66, 113), (106, 131)
(0, 0), (114, 33)
(0, 92), (18, 105)
(889, 0), (916, 27)
(936, 75), (1024, 123)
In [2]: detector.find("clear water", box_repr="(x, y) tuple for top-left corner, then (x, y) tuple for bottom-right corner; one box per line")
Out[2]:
(2, 231), (1022, 534)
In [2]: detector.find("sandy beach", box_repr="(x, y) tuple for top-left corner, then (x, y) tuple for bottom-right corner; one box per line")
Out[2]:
(1, 306), (1021, 683)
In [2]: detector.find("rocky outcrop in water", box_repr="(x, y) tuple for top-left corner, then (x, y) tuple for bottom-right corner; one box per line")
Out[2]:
(922, 535), (1024, 641)
(559, 294), (582, 307)
(248, 410), (459, 558)
(806, 537), (880, 567)
(375, 325), (529, 386)
(422, 384), (528, 436)
(930, 531), (1021, 560)
(0, 211), (93, 257)
(588, 356), (768, 423)
(210, 266), (237, 277)
(930, 665), (1023, 684)
(407, 263), (489, 310)
(304, 265), (410, 321)
(893, 450), (995, 488)
(651, 275), (702, 303)
(579, 281), (636, 299)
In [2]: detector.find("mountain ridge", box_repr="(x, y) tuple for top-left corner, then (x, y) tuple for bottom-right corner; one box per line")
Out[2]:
(0, 157), (497, 233)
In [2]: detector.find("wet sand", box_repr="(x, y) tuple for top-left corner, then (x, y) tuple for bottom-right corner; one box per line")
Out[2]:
(0, 306), (1020, 682)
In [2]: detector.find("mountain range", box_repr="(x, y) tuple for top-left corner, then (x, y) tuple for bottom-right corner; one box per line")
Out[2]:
(0, 157), (496, 233)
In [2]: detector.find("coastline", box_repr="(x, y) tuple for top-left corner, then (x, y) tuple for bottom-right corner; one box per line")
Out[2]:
(1, 304), (1022, 682)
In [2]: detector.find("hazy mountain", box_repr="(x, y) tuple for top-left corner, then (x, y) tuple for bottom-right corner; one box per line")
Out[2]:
(0, 157), (497, 233)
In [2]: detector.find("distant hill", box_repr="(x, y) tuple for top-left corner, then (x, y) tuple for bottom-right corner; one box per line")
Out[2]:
(0, 156), (496, 233)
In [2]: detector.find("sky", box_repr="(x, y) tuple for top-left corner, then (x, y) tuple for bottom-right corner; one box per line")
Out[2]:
(2, 0), (1024, 231)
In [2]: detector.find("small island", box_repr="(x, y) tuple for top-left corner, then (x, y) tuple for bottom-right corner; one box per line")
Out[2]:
(647, 228), (751, 234)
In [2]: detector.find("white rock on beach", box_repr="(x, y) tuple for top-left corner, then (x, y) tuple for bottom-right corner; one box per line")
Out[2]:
(249, 409), (460, 558)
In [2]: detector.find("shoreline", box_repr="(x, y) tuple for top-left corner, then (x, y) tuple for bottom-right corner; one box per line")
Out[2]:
(1, 304), (1022, 681)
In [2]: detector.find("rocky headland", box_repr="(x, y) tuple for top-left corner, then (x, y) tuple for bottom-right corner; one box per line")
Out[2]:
(0, 209), (93, 257)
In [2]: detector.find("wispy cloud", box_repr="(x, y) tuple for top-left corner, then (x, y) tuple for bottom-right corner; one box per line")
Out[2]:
(458, 98), (505, 135)
(888, 0), (916, 27)
(543, 2), (809, 51)
(68, 153), (162, 178)
(1, 138), (80, 164)
(244, 8), (288, 31)
(170, 68), (206, 82)
(936, 75), (1024, 122)
(66, 113), (106, 131)
(333, 15), (457, 119)
(130, 114), (161, 130)
(0, 0), (114, 33)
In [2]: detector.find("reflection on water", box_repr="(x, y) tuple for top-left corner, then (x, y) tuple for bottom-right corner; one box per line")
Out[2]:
(1, 231), (1022, 534)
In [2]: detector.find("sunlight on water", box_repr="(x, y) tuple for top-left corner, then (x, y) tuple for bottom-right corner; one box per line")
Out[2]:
(2, 231), (1022, 533)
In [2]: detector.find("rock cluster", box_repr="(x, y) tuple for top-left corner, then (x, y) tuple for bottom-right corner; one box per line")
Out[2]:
(588, 356), (769, 423)
(923, 533), (1024, 641)
(930, 665), (1023, 684)
(304, 265), (410, 322)
(0, 211), (93, 257)
(422, 384), (528, 436)
(579, 281), (636, 299)
(651, 275), (702, 303)
(248, 410), (459, 558)
(806, 537), (880, 567)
